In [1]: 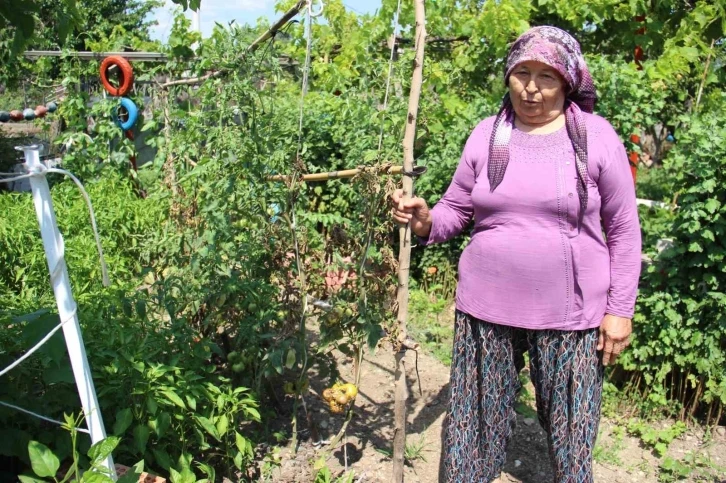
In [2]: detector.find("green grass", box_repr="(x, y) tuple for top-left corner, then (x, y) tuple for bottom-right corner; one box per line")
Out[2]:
(375, 436), (430, 464)
(594, 425), (626, 466)
(658, 450), (726, 482)
(408, 288), (455, 366)
(515, 368), (538, 418)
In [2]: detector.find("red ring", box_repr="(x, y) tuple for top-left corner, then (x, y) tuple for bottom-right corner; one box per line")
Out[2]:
(100, 55), (134, 97)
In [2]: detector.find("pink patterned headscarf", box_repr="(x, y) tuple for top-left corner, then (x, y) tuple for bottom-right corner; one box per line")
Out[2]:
(489, 26), (597, 215)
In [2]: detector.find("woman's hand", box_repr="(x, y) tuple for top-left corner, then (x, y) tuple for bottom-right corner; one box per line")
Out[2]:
(597, 314), (632, 366)
(391, 189), (433, 238)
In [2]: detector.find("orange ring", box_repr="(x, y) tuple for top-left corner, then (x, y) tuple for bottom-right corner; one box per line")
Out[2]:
(100, 55), (134, 96)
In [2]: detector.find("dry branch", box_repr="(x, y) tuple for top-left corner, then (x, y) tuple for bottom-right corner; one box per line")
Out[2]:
(392, 0), (426, 482)
(161, 0), (307, 88)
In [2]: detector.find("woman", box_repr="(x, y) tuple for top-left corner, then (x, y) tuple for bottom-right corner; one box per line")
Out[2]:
(391, 26), (641, 482)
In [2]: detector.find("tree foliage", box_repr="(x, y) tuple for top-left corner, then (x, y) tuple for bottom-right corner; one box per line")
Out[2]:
(0, 0), (162, 86)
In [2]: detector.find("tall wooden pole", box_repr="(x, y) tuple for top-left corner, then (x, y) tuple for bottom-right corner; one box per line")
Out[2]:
(392, 1), (426, 481)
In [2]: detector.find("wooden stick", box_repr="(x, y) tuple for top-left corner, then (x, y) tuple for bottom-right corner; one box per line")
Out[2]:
(392, 1), (426, 482)
(267, 165), (402, 182)
(161, 0), (307, 88)
(247, 0), (307, 52)
(694, 39), (715, 112)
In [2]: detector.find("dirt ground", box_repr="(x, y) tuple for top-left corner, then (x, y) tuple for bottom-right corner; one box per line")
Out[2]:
(264, 336), (726, 483)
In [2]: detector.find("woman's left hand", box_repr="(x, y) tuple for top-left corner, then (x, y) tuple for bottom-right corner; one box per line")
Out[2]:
(597, 314), (632, 366)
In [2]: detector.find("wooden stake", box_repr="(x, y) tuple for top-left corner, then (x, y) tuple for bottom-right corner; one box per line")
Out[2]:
(694, 39), (715, 112)
(392, 1), (426, 482)
(267, 165), (402, 182)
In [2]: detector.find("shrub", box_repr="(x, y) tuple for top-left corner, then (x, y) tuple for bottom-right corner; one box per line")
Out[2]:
(623, 102), (726, 423)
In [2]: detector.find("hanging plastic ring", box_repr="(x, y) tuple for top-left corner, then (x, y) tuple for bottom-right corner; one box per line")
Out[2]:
(113, 97), (138, 131)
(100, 55), (134, 97)
(308, 0), (324, 17)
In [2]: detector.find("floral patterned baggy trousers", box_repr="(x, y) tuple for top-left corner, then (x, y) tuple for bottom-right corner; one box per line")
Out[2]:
(440, 311), (604, 483)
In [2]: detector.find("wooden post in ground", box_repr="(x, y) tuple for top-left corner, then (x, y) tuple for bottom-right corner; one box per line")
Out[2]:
(392, 1), (426, 482)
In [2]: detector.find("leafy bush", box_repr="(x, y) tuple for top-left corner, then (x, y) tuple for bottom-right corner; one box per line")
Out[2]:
(0, 171), (161, 309)
(624, 102), (726, 423)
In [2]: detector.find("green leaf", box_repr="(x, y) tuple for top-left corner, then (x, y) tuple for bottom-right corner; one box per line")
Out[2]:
(285, 348), (297, 369)
(655, 442), (668, 456)
(704, 198), (720, 214)
(235, 432), (250, 455)
(169, 466), (196, 483)
(146, 397), (158, 415)
(27, 441), (60, 478)
(270, 349), (284, 375)
(18, 476), (47, 483)
(152, 448), (172, 471)
(82, 473), (115, 483)
(88, 436), (120, 465)
(117, 461), (145, 483)
(216, 414), (229, 436)
(154, 412), (172, 438)
(113, 408), (134, 436)
(133, 425), (150, 455)
(195, 416), (220, 441)
(169, 467), (182, 483)
(196, 461), (216, 482)
(161, 390), (186, 409)
(233, 450), (244, 470)
(141, 121), (157, 133)
(245, 406), (261, 422)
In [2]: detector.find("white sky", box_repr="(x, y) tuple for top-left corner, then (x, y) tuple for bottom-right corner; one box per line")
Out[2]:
(148, 0), (382, 42)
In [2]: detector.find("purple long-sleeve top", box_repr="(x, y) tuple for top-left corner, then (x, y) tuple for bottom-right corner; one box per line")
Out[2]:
(425, 113), (642, 331)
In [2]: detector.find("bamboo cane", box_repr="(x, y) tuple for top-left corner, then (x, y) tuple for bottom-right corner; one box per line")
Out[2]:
(392, 1), (426, 482)
(267, 165), (402, 182)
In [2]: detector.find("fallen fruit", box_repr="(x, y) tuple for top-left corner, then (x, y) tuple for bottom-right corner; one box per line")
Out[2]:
(341, 383), (358, 399)
(329, 400), (344, 414)
(322, 388), (334, 401)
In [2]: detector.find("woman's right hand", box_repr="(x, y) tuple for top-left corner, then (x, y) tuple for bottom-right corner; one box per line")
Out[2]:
(391, 189), (433, 238)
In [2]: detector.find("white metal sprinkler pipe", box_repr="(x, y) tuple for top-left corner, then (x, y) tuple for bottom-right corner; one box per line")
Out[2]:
(17, 145), (115, 477)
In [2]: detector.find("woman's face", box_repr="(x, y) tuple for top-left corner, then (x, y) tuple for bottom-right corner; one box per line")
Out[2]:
(508, 61), (566, 127)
